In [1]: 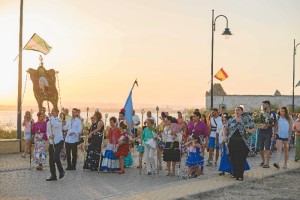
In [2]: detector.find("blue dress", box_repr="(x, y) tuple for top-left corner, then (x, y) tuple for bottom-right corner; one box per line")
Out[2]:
(219, 143), (250, 173)
(185, 147), (204, 167)
(124, 129), (133, 167)
(124, 151), (133, 167)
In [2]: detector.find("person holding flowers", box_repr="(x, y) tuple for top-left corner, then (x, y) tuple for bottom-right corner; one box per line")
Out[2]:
(254, 100), (277, 168)
(115, 120), (131, 174)
(163, 116), (181, 176)
(142, 119), (157, 175)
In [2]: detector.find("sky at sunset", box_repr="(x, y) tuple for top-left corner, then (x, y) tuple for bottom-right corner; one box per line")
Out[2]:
(1, 0), (300, 110)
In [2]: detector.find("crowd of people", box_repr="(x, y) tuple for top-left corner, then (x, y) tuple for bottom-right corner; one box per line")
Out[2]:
(20, 100), (300, 181)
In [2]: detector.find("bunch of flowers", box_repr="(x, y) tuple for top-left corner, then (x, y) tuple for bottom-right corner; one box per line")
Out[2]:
(253, 111), (275, 129)
(118, 133), (129, 145)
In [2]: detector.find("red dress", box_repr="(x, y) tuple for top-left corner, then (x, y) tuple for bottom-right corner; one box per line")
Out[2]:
(114, 132), (130, 157)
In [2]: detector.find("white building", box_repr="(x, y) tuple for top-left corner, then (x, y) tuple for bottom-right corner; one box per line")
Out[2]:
(205, 84), (300, 111)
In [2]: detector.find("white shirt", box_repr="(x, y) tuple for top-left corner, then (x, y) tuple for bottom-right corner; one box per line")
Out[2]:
(163, 126), (178, 142)
(64, 117), (82, 143)
(210, 116), (222, 138)
(47, 117), (64, 145)
(132, 115), (140, 129)
(145, 116), (156, 126)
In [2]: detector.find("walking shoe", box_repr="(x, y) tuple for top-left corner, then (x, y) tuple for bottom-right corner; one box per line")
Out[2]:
(273, 163), (280, 169)
(206, 161), (213, 166)
(59, 170), (65, 179)
(219, 172), (225, 176)
(145, 172), (152, 175)
(65, 166), (72, 170)
(283, 164), (287, 169)
(46, 176), (57, 181)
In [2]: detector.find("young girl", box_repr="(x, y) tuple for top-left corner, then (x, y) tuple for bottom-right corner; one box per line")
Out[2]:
(136, 135), (144, 171)
(114, 121), (130, 174)
(218, 113), (232, 175)
(21, 111), (34, 158)
(185, 135), (204, 179)
(100, 117), (120, 172)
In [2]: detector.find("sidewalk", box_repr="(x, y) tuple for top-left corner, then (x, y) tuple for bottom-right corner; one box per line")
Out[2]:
(0, 149), (299, 200)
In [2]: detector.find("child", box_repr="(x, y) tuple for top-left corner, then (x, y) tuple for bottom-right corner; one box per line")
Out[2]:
(100, 117), (120, 172)
(114, 121), (130, 174)
(185, 135), (204, 179)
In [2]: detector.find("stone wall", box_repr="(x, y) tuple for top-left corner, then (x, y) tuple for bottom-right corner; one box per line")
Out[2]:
(0, 139), (23, 154)
(205, 95), (300, 111)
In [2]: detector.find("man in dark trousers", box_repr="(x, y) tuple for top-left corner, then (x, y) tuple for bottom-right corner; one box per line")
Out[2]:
(46, 108), (65, 181)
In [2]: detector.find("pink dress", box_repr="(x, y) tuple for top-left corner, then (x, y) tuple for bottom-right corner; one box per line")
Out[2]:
(33, 121), (47, 165)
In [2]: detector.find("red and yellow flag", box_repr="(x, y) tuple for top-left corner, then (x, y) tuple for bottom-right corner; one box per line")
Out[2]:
(214, 67), (228, 81)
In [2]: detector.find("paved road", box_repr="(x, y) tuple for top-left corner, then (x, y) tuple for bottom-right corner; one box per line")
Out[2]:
(0, 147), (299, 200)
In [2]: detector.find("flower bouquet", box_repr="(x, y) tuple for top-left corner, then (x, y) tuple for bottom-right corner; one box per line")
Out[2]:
(114, 134), (130, 153)
(253, 111), (275, 129)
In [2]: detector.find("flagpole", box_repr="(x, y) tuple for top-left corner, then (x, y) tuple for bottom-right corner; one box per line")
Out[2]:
(17, 0), (24, 151)
(13, 33), (36, 62)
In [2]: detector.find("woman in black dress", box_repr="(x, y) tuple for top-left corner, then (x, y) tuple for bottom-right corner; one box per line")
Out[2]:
(226, 106), (255, 181)
(83, 111), (104, 171)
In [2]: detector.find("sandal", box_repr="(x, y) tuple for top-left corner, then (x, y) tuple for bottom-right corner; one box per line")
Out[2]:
(263, 164), (270, 168)
(166, 172), (171, 176)
(260, 162), (264, 167)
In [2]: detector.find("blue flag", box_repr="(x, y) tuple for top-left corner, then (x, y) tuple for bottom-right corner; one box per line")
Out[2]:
(124, 89), (133, 130)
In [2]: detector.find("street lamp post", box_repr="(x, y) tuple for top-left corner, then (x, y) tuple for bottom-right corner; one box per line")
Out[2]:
(141, 109), (145, 127)
(155, 106), (159, 175)
(156, 106), (159, 127)
(210, 9), (232, 110)
(293, 39), (300, 113)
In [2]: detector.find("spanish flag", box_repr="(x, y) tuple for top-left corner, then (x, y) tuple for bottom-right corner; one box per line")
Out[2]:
(214, 67), (228, 81)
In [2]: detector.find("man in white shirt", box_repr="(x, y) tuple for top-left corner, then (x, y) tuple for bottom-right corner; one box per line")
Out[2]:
(132, 109), (140, 137)
(207, 108), (223, 166)
(46, 108), (65, 181)
(144, 111), (156, 127)
(64, 108), (83, 170)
